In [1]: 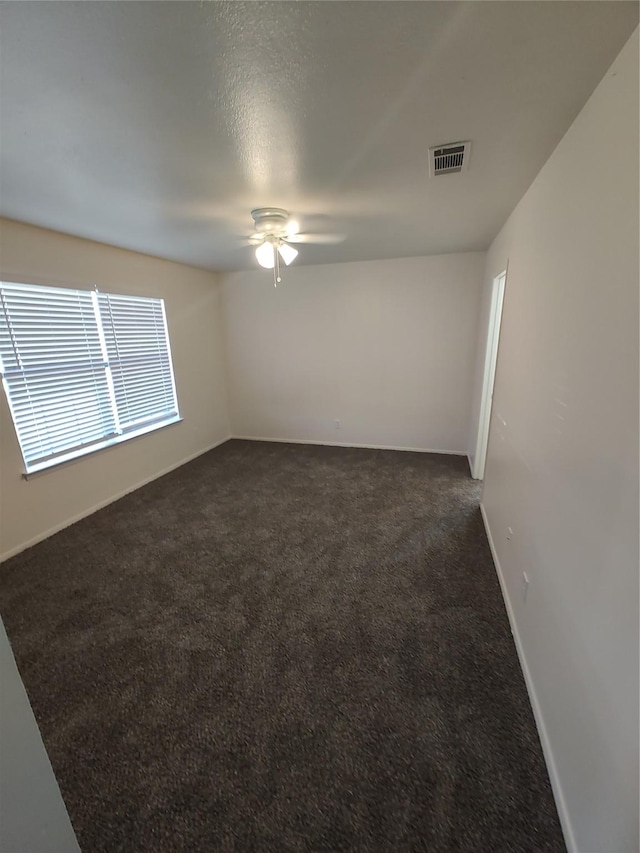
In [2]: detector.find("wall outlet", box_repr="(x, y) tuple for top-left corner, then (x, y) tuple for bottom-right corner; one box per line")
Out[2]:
(334, 419), (341, 430)
(506, 526), (514, 540)
(522, 571), (530, 603)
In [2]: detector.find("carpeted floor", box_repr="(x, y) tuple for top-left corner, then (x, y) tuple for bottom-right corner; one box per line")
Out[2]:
(0, 440), (565, 852)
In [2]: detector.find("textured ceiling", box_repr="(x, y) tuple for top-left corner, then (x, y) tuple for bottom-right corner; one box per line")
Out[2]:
(0, 1), (637, 271)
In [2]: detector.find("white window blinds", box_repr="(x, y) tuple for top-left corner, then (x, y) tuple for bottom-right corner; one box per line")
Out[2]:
(0, 281), (179, 473)
(98, 293), (178, 432)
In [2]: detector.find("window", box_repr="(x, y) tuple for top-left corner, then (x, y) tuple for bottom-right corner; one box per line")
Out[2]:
(0, 281), (180, 474)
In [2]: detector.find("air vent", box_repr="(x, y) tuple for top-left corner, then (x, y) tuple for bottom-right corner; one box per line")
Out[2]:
(429, 141), (471, 177)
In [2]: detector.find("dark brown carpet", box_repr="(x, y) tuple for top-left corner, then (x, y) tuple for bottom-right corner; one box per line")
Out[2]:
(0, 440), (565, 852)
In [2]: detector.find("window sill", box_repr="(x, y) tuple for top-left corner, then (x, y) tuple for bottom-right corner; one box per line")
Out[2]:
(22, 415), (183, 479)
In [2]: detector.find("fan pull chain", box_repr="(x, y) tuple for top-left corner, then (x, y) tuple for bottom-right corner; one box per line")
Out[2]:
(274, 242), (282, 286)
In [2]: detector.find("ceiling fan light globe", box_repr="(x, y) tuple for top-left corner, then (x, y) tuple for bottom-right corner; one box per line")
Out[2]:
(277, 242), (298, 266)
(255, 241), (275, 269)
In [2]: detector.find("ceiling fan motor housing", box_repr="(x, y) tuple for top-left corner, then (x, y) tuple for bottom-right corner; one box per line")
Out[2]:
(251, 208), (290, 236)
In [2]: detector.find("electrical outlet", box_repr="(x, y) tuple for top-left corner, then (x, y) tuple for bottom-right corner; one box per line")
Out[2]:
(506, 526), (513, 541)
(334, 419), (341, 430)
(522, 572), (530, 603)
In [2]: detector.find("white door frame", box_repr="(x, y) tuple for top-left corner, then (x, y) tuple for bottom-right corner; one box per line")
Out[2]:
(472, 268), (507, 480)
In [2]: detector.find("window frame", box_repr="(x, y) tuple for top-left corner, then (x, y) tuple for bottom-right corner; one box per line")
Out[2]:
(0, 280), (182, 478)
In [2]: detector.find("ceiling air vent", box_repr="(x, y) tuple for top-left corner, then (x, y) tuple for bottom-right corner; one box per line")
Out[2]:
(429, 141), (471, 177)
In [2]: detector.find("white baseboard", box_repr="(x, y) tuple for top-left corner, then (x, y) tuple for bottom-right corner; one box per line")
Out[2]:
(466, 454), (475, 478)
(479, 503), (576, 853)
(231, 435), (468, 456)
(1, 436), (231, 563)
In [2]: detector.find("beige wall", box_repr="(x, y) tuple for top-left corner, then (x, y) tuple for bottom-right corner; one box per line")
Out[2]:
(0, 220), (230, 559)
(477, 30), (639, 853)
(1, 618), (80, 851)
(222, 253), (485, 454)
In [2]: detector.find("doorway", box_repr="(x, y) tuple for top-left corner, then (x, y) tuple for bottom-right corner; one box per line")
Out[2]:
(472, 269), (506, 480)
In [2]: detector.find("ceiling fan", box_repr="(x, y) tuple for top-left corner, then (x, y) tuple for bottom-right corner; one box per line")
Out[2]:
(248, 208), (344, 285)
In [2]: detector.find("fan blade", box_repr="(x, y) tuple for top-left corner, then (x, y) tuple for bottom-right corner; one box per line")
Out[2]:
(286, 233), (346, 245)
(248, 233), (265, 246)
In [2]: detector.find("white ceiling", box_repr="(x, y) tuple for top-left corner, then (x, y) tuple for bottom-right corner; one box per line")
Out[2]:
(1, 2), (637, 271)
